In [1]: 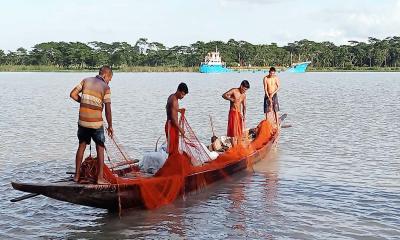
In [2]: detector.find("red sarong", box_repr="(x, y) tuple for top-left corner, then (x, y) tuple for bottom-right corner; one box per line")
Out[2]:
(165, 120), (179, 154)
(227, 109), (243, 137)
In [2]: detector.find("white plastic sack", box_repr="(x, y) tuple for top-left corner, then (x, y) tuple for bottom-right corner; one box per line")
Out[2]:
(200, 143), (219, 161)
(139, 144), (168, 174)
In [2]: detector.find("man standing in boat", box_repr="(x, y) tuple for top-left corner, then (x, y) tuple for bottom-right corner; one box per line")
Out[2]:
(222, 80), (250, 145)
(263, 67), (280, 127)
(165, 83), (188, 155)
(70, 66), (113, 184)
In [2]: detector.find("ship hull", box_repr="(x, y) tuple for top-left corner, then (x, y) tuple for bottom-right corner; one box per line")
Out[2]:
(286, 61), (311, 73)
(199, 64), (231, 73)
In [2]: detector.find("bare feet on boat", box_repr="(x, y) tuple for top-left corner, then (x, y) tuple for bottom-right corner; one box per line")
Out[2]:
(73, 175), (80, 183)
(97, 178), (110, 185)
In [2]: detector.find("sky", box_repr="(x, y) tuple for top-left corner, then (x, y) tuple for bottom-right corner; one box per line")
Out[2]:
(1, 0), (400, 51)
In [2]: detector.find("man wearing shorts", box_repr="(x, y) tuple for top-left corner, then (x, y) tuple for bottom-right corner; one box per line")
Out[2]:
(263, 67), (280, 127)
(70, 66), (113, 184)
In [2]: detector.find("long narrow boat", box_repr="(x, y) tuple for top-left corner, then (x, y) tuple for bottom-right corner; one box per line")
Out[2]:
(11, 116), (285, 210)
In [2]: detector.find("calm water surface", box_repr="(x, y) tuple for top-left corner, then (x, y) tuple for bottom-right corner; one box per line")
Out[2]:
(0, 72), (399, 239)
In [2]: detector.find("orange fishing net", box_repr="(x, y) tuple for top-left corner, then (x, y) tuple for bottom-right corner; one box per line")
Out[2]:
(179, 114), (212, 166)
(81, 117), (276, 209)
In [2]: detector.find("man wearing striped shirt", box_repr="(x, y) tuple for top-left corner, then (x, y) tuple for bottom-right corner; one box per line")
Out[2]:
(70, 66), (113, 184)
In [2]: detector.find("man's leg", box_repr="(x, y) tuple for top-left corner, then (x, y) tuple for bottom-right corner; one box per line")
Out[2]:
(74, 142), (87, 182)
(274, 110), (279, 128)
(96, 144), (107, 184)
(264, 96), (268, 120)
(273, 96), (280, 127)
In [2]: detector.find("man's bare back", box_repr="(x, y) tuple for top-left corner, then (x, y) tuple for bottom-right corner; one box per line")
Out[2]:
(166, 94), (178, 121)
(223, 88), (246, 113)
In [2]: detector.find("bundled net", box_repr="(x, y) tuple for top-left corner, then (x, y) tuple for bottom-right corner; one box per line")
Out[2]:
(79, 127), (139, 183)
(179, 113), (211, 166)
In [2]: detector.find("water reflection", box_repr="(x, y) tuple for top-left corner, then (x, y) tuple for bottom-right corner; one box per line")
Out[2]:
(254, 150), (279, 198)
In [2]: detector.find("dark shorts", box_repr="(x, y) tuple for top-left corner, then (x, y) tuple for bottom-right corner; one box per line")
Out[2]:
(264, 94), (280, 113)
(77, 125), (105, 146)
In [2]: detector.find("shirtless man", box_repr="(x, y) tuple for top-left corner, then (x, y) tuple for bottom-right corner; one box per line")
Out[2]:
(222, 80), (250, 146)
(263, 67), (280, 127)
(165, 83), (188, 155)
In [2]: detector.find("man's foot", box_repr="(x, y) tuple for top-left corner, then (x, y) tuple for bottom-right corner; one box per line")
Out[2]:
(73, 175), (80, 182)
(97, 178), (110, 185)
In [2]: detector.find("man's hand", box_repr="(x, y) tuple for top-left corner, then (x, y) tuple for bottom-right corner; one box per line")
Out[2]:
(179, 108), (186, 115)
(179, 128), (187, 138)
(106, 126), (113, 138)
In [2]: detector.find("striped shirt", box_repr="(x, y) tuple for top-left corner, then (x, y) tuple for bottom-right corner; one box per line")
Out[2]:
(73, 75), (111, 129)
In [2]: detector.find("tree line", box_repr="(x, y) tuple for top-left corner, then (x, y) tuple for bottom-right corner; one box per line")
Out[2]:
(1, 37), (399, 69)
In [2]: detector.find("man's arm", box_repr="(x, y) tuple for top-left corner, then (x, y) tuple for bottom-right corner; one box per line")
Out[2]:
(263, 76), (269, 98)
(270, 77), (280, 97)
(171, 100), (185, 136)
(222, 88), (235, 102)
(70, 88), (81, 103)
(70, 81), (83, 103)
(242, 95), (246, 118)
(105, 102), (113, 137)
(178, 108), (186, 115)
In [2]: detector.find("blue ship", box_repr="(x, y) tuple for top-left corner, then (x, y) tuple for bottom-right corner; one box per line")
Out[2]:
(199, 47), (232, 73)
(286, 61), (311, 73)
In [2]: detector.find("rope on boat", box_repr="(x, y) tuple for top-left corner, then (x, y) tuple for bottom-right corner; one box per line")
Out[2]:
(104, 136), (124, 217)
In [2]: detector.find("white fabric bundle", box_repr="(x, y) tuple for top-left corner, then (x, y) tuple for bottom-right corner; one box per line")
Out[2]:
(139, 144), (168, 174)
(200, 143), (219, 161)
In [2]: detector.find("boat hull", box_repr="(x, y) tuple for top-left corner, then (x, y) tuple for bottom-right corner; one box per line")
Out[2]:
(286, 61), (311, 73)
(199, 64), (232, 73)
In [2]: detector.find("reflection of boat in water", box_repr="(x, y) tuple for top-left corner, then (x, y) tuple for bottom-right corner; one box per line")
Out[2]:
(285, 61), (311, 73)
(199, 47), (232, 73)
(12, 114), (286, 211)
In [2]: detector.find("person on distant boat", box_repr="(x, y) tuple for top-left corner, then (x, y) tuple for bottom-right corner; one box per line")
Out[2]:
(70, 66), (113, 185)
(222, 80), (250, 146)
(165, 83), (188, 155)
(263, 67), (280, 127)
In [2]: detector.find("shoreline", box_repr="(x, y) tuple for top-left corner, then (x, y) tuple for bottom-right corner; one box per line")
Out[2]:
(0, 65), (198, 73)
(1, 65), (400, 73)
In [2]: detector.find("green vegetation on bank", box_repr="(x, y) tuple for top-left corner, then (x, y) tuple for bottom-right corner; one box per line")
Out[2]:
(0, 65), (197, 72)
(308, 66), (400, 72)
(2, 65), (399, 72)
(1, 37), (400, 72)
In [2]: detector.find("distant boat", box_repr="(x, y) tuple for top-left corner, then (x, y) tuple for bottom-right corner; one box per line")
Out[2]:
(199, 47), (232, 73)
(286, 61), (311, 73)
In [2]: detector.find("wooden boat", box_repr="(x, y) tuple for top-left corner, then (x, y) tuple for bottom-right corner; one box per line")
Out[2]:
(11, 115), (286, 210)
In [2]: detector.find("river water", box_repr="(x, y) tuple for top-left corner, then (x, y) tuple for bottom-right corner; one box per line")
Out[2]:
(0, 72), (399, 239)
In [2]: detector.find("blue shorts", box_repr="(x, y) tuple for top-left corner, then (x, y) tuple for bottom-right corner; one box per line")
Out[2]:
(264, 94), (280, 113)
(77, 125), (105, 146)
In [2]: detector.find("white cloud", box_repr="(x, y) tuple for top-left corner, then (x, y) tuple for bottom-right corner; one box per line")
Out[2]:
(1, 0), (400, 50)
